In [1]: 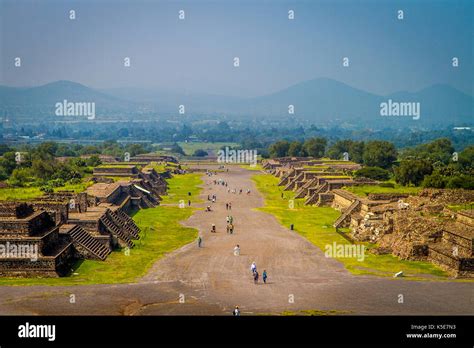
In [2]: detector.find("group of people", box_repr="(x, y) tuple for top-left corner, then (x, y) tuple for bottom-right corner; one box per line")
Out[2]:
(225, 202), (232, 210)
(213, 178), (228, 186)
(207, 194), (217, 203)
(250, 262), (268, 284)
(226, 215), (234, 234)
(226, 188), (251, 195)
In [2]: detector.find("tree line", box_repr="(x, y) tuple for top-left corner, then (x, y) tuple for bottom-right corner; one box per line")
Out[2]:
(266, 138), (474, 189)
(0, 141), (150, 189)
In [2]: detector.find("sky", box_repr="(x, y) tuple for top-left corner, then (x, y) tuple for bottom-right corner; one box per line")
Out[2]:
(0, 0), (473, 97)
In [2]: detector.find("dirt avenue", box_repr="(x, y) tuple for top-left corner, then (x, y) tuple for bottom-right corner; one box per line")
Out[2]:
(0, 166), (472, 316)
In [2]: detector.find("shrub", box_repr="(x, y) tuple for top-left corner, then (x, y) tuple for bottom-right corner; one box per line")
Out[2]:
(354, 166), (390, 181)
(193, 149), (208, 157)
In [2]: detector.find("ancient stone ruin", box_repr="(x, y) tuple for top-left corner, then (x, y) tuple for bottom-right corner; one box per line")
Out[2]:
(264, 158), (474, 278)
(332, 188), (474, 278)
(0, 164), (173, 277)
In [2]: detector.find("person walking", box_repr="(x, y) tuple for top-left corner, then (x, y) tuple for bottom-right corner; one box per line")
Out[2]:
(188, 200), (191, 206)
(229, 202), (232, 210)
(233, 244), (240, 256)
(233, 306), (240, 316)
(211, 224), (216, 233)
(197, 236), (202, 248)
(229, 215), (233, 224)
(250, 262), (257, 275)
(253, 271), (259, 284)
(226, 203), (229, 210)
(262, 270), (267, 284)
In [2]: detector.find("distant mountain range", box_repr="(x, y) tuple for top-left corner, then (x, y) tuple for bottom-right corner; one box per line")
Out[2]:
(0, 78), (472, 127)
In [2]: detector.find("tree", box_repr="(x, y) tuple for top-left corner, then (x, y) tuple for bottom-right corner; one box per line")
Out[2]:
(458, 145), (474, 169)
(0, 152), (18, 176)
(394, 159), (433, 186)
(193, 149), (208, 157)
(288, 141), (306, 157)
(86, 155), (102, 167)
(422, 172), (447, 188)
(446, 174), (474, 189)
(354, 167), (390, 181)
(269, 140), (290, 158)
(327, 140), (364, 163)
(363, 141), (397, 169)
(303, 137), (327, 158)
(8, 168), (33, 187)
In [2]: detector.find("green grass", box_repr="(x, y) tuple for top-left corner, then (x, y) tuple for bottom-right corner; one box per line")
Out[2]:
(252, 174), (450, 280)
(161, 173), (203, 205)
(239, 163), (263, 171)
(0, 187), (43, 201)
(0, 181), (92, 201)
(447, 203), (474, 212)
(97, 164), (140, 169)
(145, 161), (180, 173)
(346, 184), (421, 197)
(177, 141), (239, 156)
(0, 173), (203, 286)
(102, 176), (133, 182)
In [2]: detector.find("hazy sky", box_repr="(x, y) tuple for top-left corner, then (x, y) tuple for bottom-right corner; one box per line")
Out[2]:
(1, 0), (472, 97)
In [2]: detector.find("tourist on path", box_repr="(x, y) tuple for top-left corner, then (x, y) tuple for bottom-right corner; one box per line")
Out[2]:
(233, 306), (240, 316)
(250, 262), (257, 275)
(188, 200), (191, 206)
(233, 244), (240, 256)
(229, 215), (233, 224)
(254, 271), (259, 284)
(228, 202), (232, 210)
(226, 203), (229, 210)
(211, 224), (216, 233)
(262, 270), (267, 283)
(197, 236), (202, 248)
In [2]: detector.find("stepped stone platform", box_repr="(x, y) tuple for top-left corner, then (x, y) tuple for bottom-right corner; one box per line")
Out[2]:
(265, 158), (474, 278)
(0, 162), (174, 278)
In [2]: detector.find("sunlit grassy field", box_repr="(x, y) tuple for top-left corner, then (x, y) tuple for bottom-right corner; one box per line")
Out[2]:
(0, 182), (92, 201)
(346, 184), (422, 197)
(178, 141), (239, 156)
(0, 173), (202, 286)
(252, 173), (449, 279)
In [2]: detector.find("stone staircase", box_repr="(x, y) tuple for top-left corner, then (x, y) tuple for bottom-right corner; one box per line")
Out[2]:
(140, 195), (156, 208)
(68, 225), (111, 260)
(107, 209), (140, 239)
(294, 178), (317, 198)
(304, 182), (329, 205)
(427, 220), (474, 277)
(333, 200), (361, 228)
(100, 215), (134, 248)
(284, 173), (303, 191)
(116, 209), (141, 235)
